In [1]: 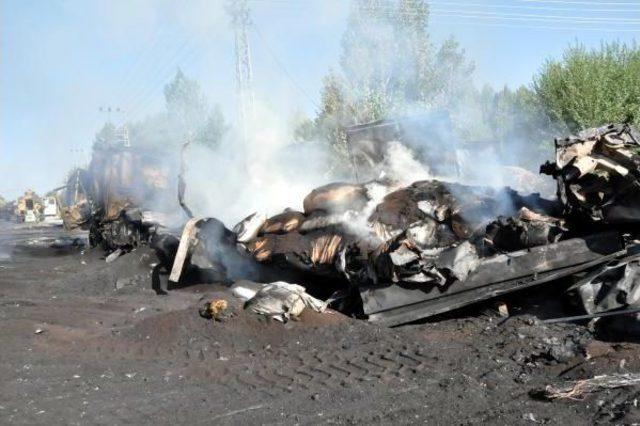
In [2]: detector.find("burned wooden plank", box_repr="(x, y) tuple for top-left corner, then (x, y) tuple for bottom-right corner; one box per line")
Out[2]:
(169, 218), (200, 283)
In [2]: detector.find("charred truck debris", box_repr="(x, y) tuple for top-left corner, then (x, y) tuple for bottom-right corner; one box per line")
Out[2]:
(56, 144), (178, 252)
(130, 122), (640, 328)
(41, 122), (640, 327)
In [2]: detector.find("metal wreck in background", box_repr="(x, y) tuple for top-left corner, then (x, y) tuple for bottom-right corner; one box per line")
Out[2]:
(56, 143), (178, 250)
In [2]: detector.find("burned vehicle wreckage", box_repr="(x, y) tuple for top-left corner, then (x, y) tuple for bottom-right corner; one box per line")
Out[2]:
(68, 123), (640, 326)
(57, 143), (177, 251)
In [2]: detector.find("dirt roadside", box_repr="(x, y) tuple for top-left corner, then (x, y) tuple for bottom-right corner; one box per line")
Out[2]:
(1, 221), (639, 425)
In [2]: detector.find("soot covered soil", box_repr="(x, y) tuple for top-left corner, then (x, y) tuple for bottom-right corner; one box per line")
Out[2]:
(1, 222), (639, 425)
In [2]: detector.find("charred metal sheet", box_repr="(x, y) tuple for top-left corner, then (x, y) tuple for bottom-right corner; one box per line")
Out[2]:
(363, 232), (625, 326)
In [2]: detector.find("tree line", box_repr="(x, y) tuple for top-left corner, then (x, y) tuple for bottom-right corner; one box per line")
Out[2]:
(93, 0), (640, 170)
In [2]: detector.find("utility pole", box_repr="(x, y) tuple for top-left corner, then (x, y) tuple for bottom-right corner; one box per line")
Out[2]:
(227, 0), (254, 148)
(99, 106), (122, 123)
(118, 125), (131, 148)
(99, 106), (130, 147)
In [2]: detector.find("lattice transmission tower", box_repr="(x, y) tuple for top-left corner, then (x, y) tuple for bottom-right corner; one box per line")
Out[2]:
(227, 0), (254, 144)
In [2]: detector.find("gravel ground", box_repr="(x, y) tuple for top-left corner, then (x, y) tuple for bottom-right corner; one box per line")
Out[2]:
(1, 221), (640, 425)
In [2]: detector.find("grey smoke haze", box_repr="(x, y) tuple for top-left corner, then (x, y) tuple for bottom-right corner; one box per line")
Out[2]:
(3, 0), (627, 204)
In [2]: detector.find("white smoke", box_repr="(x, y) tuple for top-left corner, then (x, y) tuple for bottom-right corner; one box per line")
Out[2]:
(381, 141), (431, 184)
(182, 100), (333, 226)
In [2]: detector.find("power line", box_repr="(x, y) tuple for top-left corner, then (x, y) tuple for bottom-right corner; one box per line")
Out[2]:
(433, 8), (640, 23)
(521, 0), (640, 5)
(111, 29), (165, 109)
(126, 44), (202, 123)
(357, 6), (640, 30)
(120, 37), (194, 112)
(428, 0), (640, 13)
(252, 23), (320, 110)
(360, 6), (640, 23)
(429, 17), (640, 32)
(430, 11), (640, 26)
(248, 0), (639, 11)
(417, 12), (640, 31)
(247, 0), (640, 29)
(122, 35), (202, 122)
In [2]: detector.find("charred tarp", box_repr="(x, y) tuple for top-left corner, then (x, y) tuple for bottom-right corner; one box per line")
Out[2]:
(168, 123), (640, 326)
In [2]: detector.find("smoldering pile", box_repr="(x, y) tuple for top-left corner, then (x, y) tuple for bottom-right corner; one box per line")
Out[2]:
(159, 123), (640, 325)
(59, 122), (640, 327)
(234, 179), (560, 288)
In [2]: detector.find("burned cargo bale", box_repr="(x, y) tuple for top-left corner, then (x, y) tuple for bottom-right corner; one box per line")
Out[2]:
(303, 182), (369, 214)
(245, 232), (309, 263)
(485, 207), (566, 252)
(368, 180), (542, 242)
(259, 210), (305, 235)
(435, 241), (480, 282)
(369, 180), (454, 232)
(298, 211), (354, 234)
(244, 230), (349, 277)
(541, 123), (640, 224)
(240, 281), (327, 322)
(404, 220), (438, 249)
(233, 212), (266, 243)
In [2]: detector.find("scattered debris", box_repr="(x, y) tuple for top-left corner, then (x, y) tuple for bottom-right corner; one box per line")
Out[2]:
(105, 248), (122, 263)
(199, 299), (230, 321)
(497, 302), (509, 318)
(240, 281), (327, 322)
(232, 286), (258, 300)
(541, 123), (640, 225)
(533, 373), (640, 400)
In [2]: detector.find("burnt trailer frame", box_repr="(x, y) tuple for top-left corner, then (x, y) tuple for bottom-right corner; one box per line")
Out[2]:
(362, 231), (637, 326)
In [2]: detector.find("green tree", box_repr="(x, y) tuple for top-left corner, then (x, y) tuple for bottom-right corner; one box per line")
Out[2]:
(163, 69), (228, 148)
(533, 41), (640, 131)
(300, 0), (475, 153)
(338, 0), (434, 120)
(194, 105), (227, 148)
(478, 85), (564, 168)
(92, 122), (118, 149)
(164, 69), (208, 136)
(128, 69), (228, 150)
(428, 37), (475, 110)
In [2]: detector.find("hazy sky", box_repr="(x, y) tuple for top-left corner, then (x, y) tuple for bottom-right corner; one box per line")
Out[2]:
(1, 0), (639, 199)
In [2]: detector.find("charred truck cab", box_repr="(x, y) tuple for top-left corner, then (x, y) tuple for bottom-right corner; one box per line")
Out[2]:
(58, 143), (176, 251)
